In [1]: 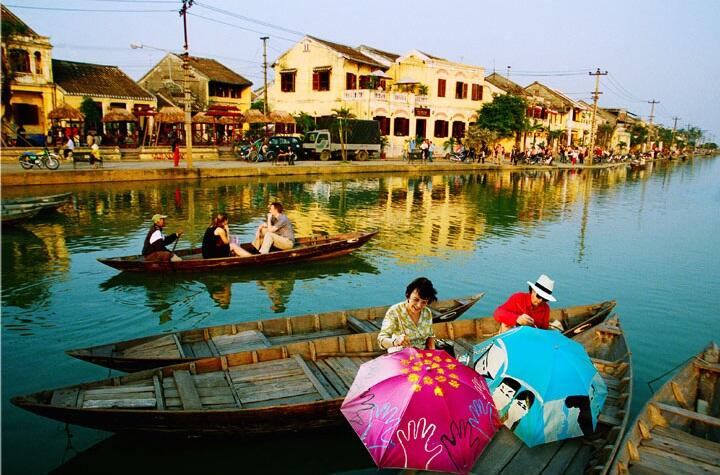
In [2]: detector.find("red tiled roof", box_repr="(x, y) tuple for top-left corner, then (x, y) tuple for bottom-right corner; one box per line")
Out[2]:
(183, 55), (252, 87)
(357, 44), (400, 62)
(485, 73), (526, 95)
(1, 5), (41, 38)
(308, 36), (384, 68)
(53, 59), (154, 100)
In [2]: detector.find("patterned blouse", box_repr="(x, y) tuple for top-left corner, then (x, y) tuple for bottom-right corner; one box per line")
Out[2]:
(377, 301), (435, 349)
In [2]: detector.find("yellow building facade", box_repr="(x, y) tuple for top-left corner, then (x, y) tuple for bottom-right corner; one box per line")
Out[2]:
(269, 36), (491, 157)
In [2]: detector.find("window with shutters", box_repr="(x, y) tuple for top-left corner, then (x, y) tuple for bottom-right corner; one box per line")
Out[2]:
(437, 78), (446, 97)
(280, 72), (296, 92)
(434, 120), (449, 138)
(471, 84), (483, 101)
(9, 49), (30, 73)
(346, 73), (357, 90)
(312, 71), (330, 91)
(452, 121), (466, 138)
(374, 116), (390, 135)
(393, 117), (409, 136)
(455, 82), (467, 99)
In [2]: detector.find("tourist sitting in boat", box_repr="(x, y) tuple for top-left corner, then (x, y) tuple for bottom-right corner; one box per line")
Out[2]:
(494, 274), (560, 333)
(252, 202), (294, 254)
(202, 213), (251, 259)
(142, 214), (183, 262)
(378, 277), (437, 352)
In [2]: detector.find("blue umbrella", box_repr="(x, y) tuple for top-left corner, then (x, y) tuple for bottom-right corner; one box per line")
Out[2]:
(466, 326), (607, 447)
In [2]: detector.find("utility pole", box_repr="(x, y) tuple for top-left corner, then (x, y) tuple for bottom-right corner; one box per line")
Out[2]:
(670, 116), (680, 150)
(647, 99), (659, 150)
(179, 0), (194, 168)
(261, 36), (269, 136)
(587, 68), (607, 164)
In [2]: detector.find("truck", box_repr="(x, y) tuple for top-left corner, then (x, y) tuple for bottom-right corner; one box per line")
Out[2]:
(302, 117), (381, 161)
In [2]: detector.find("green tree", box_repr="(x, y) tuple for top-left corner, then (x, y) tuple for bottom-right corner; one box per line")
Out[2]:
(293, 112), (315, 135)
(629, 123), (648, 149)
(331, 106), (355, 161)
(417, 84), (429, 96)
(597, 122), (615, 148)
(80, 96), (102, 135)
(656, 126), (673, 145)
(465, 125), (498, 151)
(475, 94), (527, 145)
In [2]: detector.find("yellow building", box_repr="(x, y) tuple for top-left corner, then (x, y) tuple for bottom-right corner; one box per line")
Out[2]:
(269, 36), (491, 157)
(1, 5), (55, 144)
(524, 81), (591, 147)
(138, 53), (252, 113)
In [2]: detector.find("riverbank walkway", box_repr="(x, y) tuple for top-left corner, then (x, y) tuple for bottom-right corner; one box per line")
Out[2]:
(1, 156), (628, 187)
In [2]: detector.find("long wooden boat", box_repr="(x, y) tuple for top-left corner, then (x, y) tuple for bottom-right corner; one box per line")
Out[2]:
(66, 292), (488, 372)
(12, 301), (621, 439)
(608, 342), (719, 475)
(1, 192), (72, 213)
(97, 231), (378, 272)
(1, 207), (39, 226)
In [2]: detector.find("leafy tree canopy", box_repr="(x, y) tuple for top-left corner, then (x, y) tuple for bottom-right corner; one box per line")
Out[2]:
(475, 94), (527, 138)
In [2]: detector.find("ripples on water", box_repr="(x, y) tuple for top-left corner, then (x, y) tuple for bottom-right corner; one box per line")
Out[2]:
(2, 158), (720, 473)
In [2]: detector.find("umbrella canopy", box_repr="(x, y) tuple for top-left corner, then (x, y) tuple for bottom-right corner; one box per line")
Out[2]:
(468, 327), (607, 447)
(341, 348), (499, 474)
(102, 108), (138, 123)
(244, 109), (271, 124)
(48, 104), (84, 121)
(370, 69), (392, 79)
(267, 110), (295, 124)
(155, 106), (185, 123)
(192, 112), (216, 124)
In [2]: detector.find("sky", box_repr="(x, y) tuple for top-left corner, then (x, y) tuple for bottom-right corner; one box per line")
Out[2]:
(6, 0), (719, 142)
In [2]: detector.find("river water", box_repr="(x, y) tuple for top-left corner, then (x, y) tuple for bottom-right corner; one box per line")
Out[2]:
(2, 158), (719, 474)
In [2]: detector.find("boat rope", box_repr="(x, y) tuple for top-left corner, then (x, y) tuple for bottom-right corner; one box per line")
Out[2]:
(646, 354), (695, 393)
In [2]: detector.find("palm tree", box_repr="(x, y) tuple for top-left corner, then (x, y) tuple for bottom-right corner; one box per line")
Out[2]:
(331, 106), (355, 161)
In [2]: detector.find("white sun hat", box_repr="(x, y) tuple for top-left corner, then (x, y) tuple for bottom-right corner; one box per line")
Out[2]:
(527, 274), (557, 302)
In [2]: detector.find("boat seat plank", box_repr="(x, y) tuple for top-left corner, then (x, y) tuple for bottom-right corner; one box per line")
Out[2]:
(81, 391), (155, 401)
(153, 375), (165, 410)
(292, 355), (334, 400)
(82, 398), (157, 409)
(51, 389), (80, 408)
(212, 331), (272, 353)
(234, 374), (312, 395)
(367, 318), (383, 329)
(83, 384), (155, 396)
(229, 357), (299, 374)
(634, 445), (719, 475)
(540, 440), (585, 474)
(346, 316), (377, 333)
(644, 428), (720, 467)
(472, 428), (523, 473)
(192, 372), (232, 388)
(189, 341), (213, 359)
(242, 392), (324, 409)
(556, 445), (592, 475)
(235, 380), (317, 405)
(313, 359), (349, 394)
(122, 335), (176, 355)
(500, 439), (564, 475)
(198, 394), (236, 406)
(171, 334), (186, 358)
(653, 402), (720, 427)
(694, 359), (720, 374)
(268, 328), (351, 346)
(173, 370), (203, 410)
(653, 425), (720, 453)
(324, 357), (361, 388)
(304, 359), (341, 398)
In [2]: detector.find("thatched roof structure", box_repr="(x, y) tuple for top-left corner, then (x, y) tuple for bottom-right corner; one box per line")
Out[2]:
(102, 108), (138, 123)
(244, 109), (270, 123)
(192, 112), (216, 124)
(155, 106), (185, 123)
(217, 115), (243, 125)
(268, 110), (295, 124)
(48, 104), (84, 121)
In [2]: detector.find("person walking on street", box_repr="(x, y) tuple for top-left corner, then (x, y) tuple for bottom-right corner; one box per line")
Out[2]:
(172, 136), (181, 167)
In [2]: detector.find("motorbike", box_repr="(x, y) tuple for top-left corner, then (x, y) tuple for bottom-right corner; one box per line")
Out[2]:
(19, 148), (60, 170)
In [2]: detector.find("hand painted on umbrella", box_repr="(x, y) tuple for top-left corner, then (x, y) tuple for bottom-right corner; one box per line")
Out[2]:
(467, 398), (496, 442)
(363, 401), (401, 450)
(347, 391), (376, 429)
(396, 417), (443, 470)
(440, 419), (481, 473)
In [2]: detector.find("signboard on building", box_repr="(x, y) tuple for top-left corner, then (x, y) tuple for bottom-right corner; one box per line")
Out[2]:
(414, 107), (430, 117)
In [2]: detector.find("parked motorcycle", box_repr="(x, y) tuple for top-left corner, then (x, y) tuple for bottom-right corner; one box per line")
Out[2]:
(19, 148), (60, 170)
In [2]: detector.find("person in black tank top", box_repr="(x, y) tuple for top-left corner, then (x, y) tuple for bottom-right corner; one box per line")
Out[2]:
(202, 213), (251, 258)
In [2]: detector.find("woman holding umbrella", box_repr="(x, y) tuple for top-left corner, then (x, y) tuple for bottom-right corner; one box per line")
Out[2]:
(378, 277), (437, 351)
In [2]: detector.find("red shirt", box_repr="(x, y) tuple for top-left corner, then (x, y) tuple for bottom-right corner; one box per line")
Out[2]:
(493, 292), (550, 329)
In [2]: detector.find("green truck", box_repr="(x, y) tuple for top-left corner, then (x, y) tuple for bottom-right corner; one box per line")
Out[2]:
(302, 118), (381, 161)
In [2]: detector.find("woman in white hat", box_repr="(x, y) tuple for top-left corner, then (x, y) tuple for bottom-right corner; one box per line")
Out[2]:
(493, 274), (557, 333)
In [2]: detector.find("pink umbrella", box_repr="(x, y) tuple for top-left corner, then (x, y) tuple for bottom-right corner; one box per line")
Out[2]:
(341, 347), (499, 474)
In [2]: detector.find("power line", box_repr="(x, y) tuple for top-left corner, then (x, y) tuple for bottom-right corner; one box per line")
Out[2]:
(3, 4), (174, 12)
(193, 2), (305, 37)
(187, 12), (297, 43)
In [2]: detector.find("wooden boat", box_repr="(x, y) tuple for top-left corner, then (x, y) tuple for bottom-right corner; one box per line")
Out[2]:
(66, 292), (488, 372)
(1, 207), (39, 227)
(1, 192), (72, 213)
(12, 300), (620, 440)
(628, 163), (647, 171)
(608, 342), (719, 475)
(97, 231), (378, 272)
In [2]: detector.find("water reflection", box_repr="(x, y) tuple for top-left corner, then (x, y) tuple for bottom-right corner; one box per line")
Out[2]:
(99, 254), (379, 314)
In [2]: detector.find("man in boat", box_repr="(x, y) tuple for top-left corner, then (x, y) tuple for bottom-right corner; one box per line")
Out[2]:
(142, 214), (183, 262)
(494, 274), (561, 332)
(252, 202), (294, 254)
(377, 277), (437, 351)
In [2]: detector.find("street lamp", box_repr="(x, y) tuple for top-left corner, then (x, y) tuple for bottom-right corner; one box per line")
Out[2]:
(130, 42), (192, 168)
